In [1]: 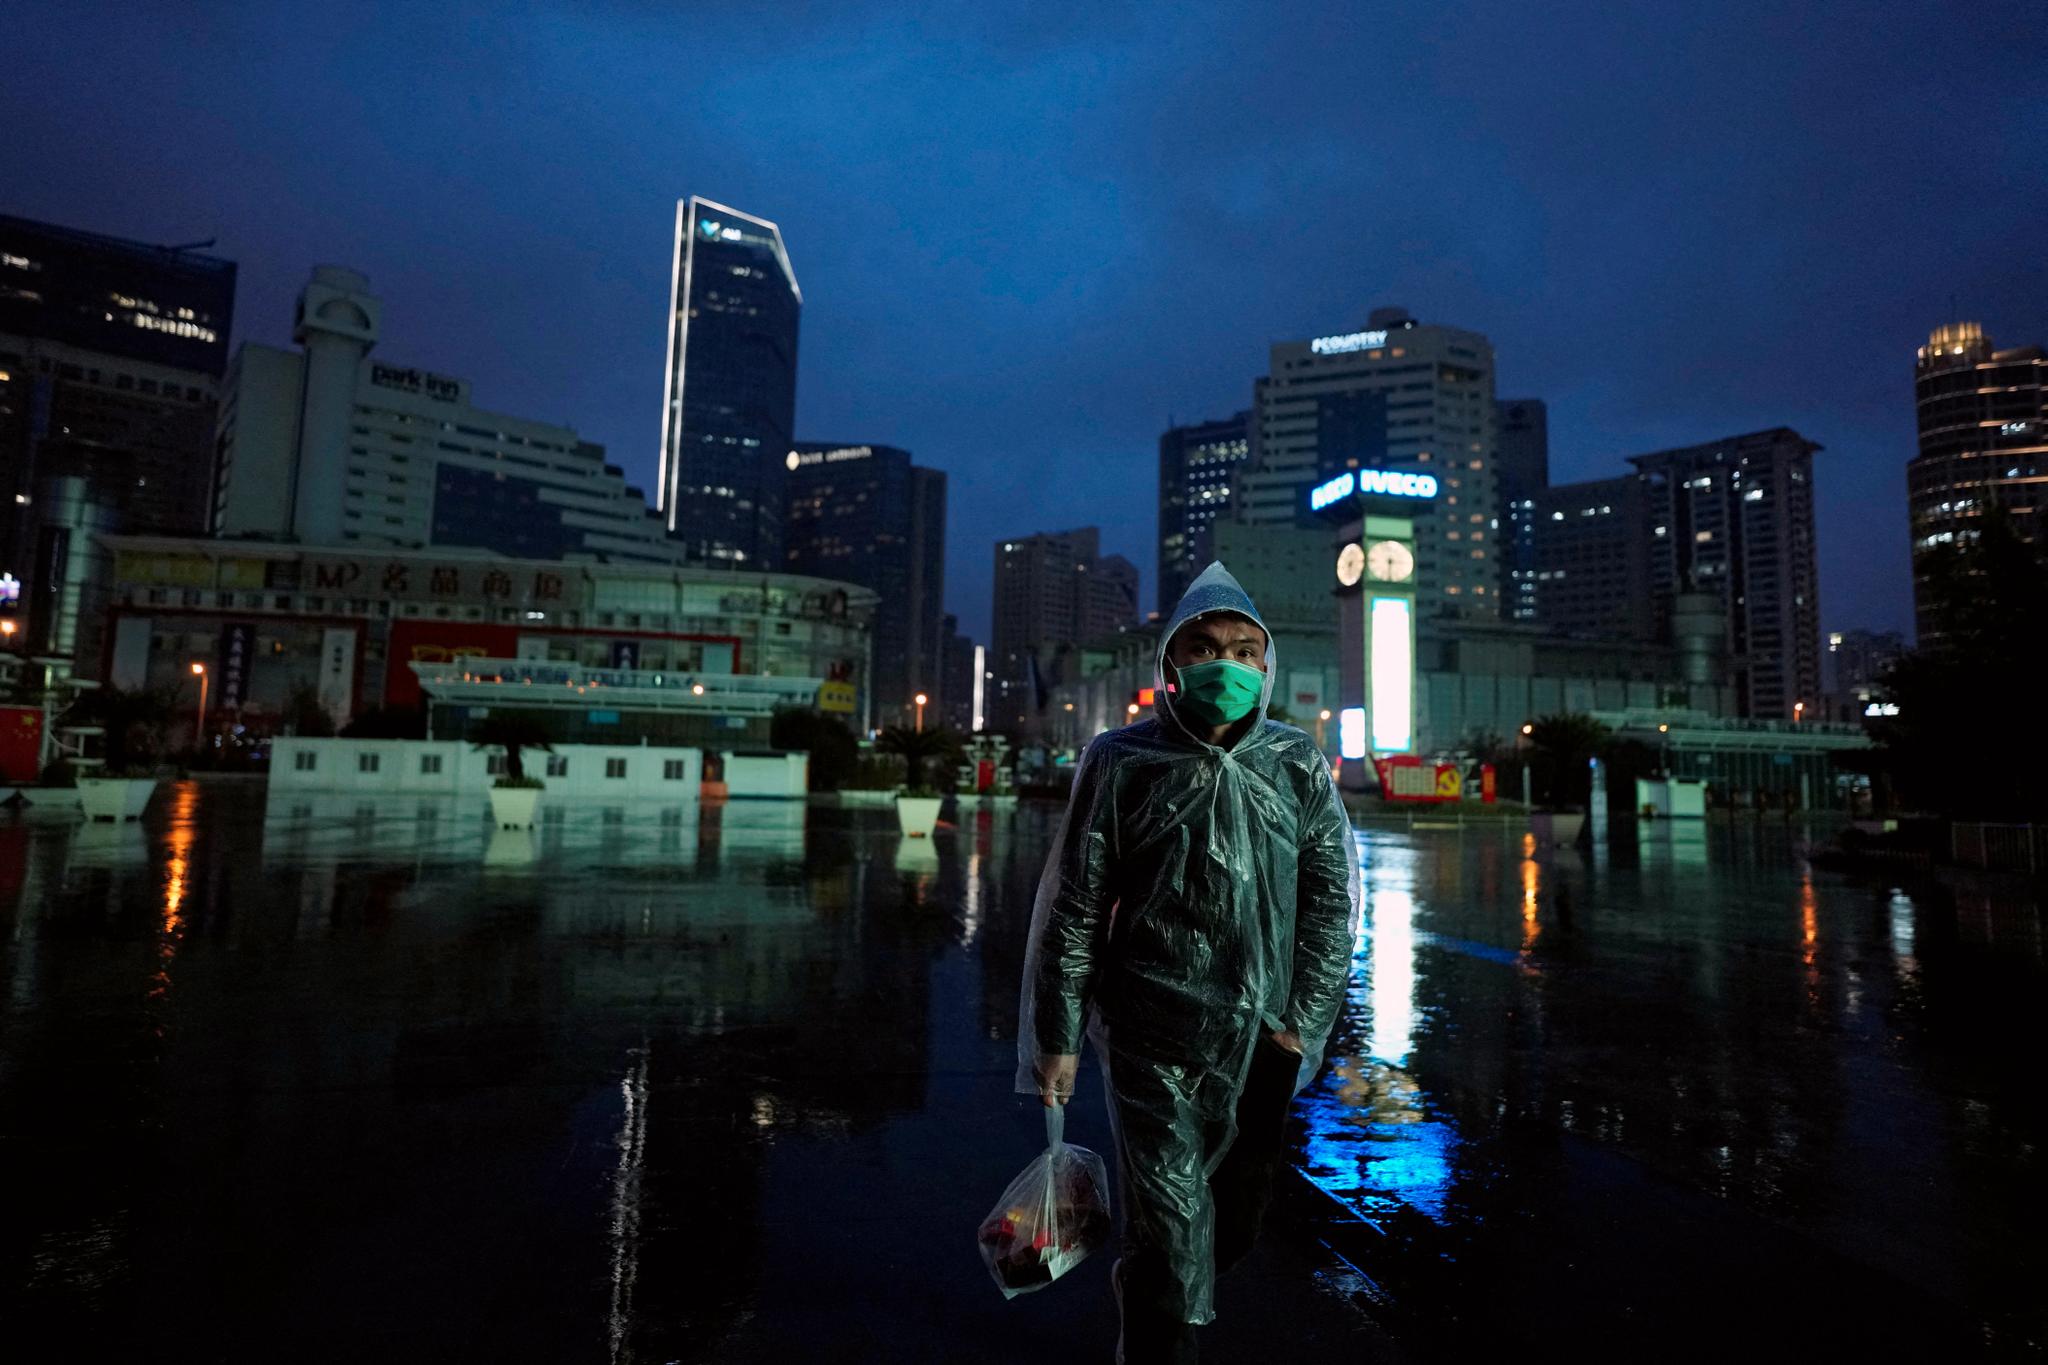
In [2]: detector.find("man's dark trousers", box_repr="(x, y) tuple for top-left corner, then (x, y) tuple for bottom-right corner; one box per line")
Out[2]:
(1116, 1034), (1299, 1365)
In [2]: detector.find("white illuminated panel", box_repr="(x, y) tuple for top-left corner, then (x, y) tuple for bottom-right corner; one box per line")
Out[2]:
(972, 644), (985, 732)
(1339, 707), (1367, 760)
(1370, 595), (1413, 752)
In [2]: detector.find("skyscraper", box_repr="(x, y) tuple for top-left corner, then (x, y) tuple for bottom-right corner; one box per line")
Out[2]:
(1495, 398), (1549, 616)
(784, 441), (946, 726)
(656, 198), (800, 566)
(1156, 410), (1250, 614)
(0, 213), (236, 616)
(1235, 306), (1500, 616)
(1630, 428), (1822, 719)
(1909, 321), (2046, 636)
(989, 527), (1137, 732)
(939, 614), (977, 734)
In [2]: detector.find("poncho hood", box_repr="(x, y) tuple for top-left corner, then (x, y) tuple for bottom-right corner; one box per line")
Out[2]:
(1154, 561), (1277, 748)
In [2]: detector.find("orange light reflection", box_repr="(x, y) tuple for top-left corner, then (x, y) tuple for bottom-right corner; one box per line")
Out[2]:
(1520, 853), (1541, 951)
(149, 784), (199, 1006)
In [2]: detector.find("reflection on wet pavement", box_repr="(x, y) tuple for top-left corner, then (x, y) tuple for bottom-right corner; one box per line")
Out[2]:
(1299, 819), (2045, 1356)
(2, 785), (2041, 1359)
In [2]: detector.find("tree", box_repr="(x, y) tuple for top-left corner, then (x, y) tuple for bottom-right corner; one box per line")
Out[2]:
(770, 706), (860, 791)
(284, 683), (336, 737)
(60, 685), (176, 776)
(1866, 510), (2043, 817)
(876, 725), (960, 794)
(467, 712), (558, 786)
(1525, 713), (1610, 810)
(340, 705), (427, 740)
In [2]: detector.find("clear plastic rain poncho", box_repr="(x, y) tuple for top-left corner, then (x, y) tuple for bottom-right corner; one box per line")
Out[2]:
(1014, 561), (1362, 1325)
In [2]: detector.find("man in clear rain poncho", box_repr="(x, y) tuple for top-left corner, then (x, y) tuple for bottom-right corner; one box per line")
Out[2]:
(1017, 561), (1361, 1364)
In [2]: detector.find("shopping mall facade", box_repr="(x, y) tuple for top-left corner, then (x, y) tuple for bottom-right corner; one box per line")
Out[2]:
(86, 535), (879, 741)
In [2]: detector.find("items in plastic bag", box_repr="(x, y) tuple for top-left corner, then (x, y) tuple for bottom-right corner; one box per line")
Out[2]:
(976, 1105), (1112, 1298)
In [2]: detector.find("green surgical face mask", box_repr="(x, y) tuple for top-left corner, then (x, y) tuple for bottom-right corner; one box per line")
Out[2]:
(1172, 659), (1265, 728)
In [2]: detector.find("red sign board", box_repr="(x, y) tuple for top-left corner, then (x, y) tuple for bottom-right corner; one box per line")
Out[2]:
(1371, 757), (1499, 803)
(0, 705), (43, 783)
(1373, 754), (1464, 803)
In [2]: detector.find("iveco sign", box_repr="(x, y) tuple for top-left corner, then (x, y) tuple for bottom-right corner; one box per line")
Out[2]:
(1310, 329), (1389, 355)
(1309, 469), (1440, 510)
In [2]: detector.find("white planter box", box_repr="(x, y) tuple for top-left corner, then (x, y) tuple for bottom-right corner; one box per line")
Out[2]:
(895, 795), (943, 838)
(489, 785), (543, 829)
(79, 777), (158, 822)
(1531, 810), (1586, 846)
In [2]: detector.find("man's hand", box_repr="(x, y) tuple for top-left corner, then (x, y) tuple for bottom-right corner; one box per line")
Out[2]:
(1269, 1029), (1304, 1055)
(1035, 1053), (1079, 1107)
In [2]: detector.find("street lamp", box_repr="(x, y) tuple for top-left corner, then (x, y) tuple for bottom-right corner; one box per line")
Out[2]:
(914, 692), (929, 733)
(1316, 708), (1332, 749)
(189, 662), (208, 748)
(1793, 700), (1805, 725)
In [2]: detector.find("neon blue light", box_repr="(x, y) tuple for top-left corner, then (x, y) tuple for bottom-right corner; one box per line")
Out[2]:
(1307, 468), (1438, 511)
(1310, 472), (1355, 509)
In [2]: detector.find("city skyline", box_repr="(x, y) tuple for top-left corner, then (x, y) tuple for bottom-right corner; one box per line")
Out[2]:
(5, 3), (2044, 643)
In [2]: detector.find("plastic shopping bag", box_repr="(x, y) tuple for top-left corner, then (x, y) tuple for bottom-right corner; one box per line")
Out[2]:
(976, 1104), (1113, 1298)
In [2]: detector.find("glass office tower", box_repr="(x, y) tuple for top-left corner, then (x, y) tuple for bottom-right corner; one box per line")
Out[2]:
(656, 198), (801, 567)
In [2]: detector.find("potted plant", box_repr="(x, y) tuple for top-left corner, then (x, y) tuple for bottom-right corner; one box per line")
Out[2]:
(877, 725), (958, 837)
(837, 754), (901, 806)
(1523, 713), (1609, 846)
(469, 713), (556, 829)
(62, 686), (173, 821)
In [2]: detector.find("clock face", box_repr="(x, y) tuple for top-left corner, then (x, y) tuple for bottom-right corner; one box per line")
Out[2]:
(1335, 542), (1366, 588)
(1367, 540), (1415, 582)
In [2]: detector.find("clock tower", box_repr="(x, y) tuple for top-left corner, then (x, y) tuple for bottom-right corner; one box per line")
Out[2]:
(1306, 468), (1437, 791)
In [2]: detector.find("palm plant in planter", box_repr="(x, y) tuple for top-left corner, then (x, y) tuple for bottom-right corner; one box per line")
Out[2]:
(1524, 712), (1610, 846)
(876, 725), (959, 837)
(61, 685), (175, 821)
(468, 713), (557, 829)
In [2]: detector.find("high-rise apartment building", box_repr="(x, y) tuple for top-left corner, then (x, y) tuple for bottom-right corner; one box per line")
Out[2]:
(0, 214), (237, 626)
(215, 267), (677, 563)
(656, 198), (801, 567)
(1156, 410), (1250, 614)
(1496, 398), (1549, 616)
(1630, 428), (1822, 719)
(1236, 306), (1500, 616)
(1909, 321), (2046, 636)
(989, 527), (1138, 732)
(1522, 474), (1653, 642)
(939, 615), (977, 734)
(1823, 628), (1905, 720)
(784, 441), (946, 726)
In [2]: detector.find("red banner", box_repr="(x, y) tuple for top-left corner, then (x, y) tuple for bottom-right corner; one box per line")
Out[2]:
(0, 705), (43, 783)
(1372, 754), (1464, 803)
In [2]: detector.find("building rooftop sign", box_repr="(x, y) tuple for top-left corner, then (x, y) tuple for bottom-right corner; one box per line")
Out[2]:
(1309, 468), (1439, 510)
(785, 445), (874, 469)
(370, 363), (463, 403)
(1310, 329), (1388, 355)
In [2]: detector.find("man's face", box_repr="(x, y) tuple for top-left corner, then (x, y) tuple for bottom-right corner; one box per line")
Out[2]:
(1166, 613), (1269, 675)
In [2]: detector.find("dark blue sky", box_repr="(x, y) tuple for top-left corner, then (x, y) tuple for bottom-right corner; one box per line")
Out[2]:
(9, 1), (2044, 642)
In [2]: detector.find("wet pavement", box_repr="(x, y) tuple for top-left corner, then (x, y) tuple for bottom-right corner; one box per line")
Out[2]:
(1, 784), (2041, 1360)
